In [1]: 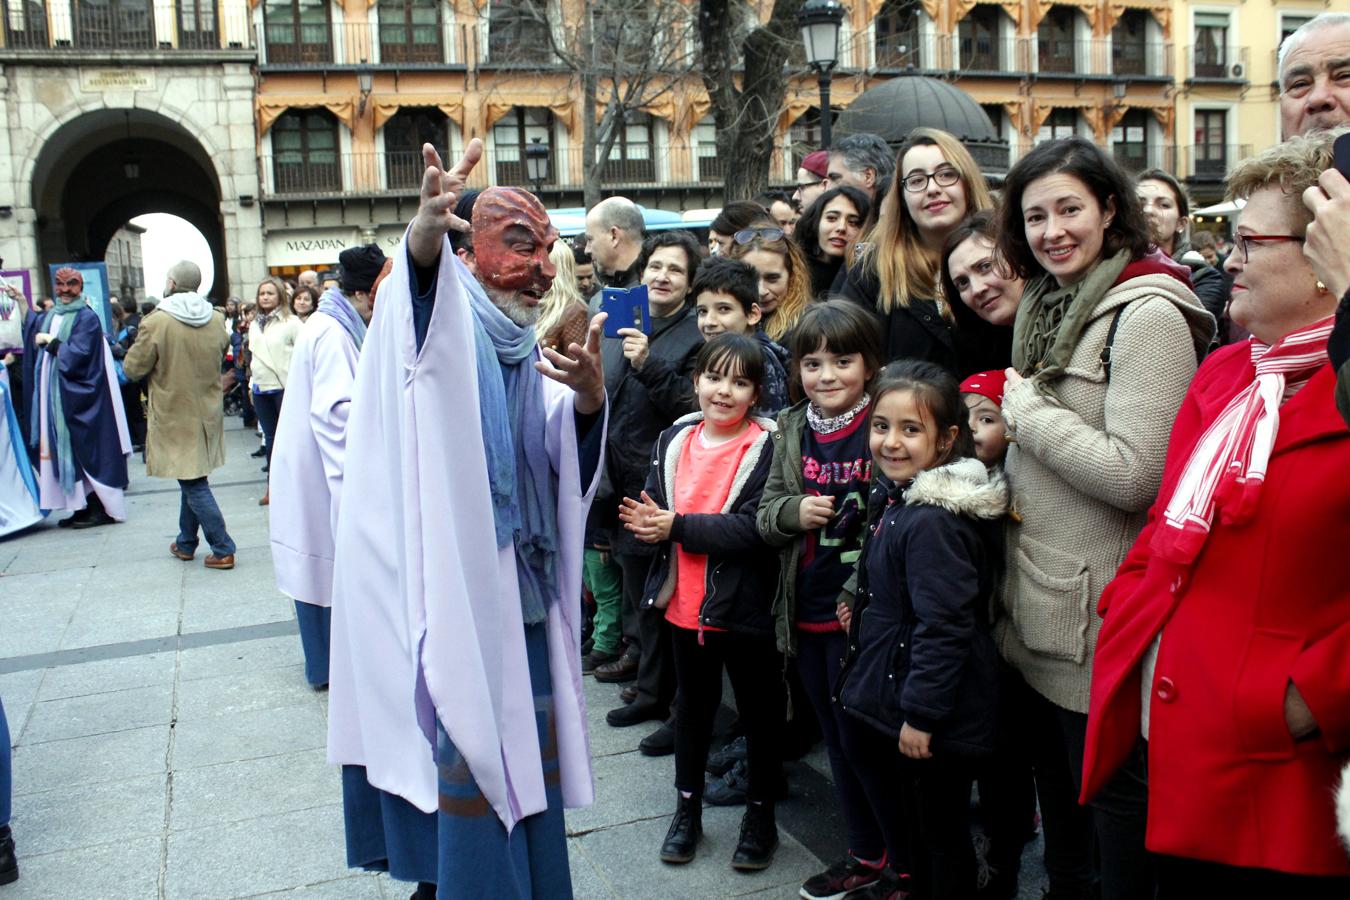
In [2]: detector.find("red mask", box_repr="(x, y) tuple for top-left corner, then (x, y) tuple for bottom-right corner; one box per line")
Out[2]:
(470, 188), (558, 300)
(54, 267), (83, 300)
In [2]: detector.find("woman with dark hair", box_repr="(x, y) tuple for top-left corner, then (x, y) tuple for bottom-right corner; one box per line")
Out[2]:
(1135, 168), (1227, 337)
(938, 211), (1022, 374)
(709, 201), (774, 257)
(794, 186), (871, 298)
(837, 128), (994, 371)
(291, 285), (320, 321)
(993, 137), (1214, 900)
(727, 227), (813, 344)
(594, 229), (706, 742)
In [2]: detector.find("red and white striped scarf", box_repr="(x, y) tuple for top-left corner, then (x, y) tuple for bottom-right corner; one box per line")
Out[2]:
(1151, 315), (1334, 564)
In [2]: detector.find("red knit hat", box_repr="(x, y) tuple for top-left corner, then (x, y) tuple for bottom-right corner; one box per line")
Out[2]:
(800, 150), (830, 179)
(959, 370), (1008, 407)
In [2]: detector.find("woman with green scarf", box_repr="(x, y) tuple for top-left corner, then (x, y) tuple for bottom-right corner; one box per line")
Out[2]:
(988, 138), (1214, 900)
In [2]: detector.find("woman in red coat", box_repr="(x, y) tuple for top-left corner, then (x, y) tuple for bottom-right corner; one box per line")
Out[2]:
(1082, 131), (1350, 898)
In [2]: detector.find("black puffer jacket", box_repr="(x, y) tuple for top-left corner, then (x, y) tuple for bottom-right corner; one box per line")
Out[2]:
(836, 262), (954, 370)
(836, 458), (1008, 757)
(599, 306), (703, 556)
(639, 413), (779, 637)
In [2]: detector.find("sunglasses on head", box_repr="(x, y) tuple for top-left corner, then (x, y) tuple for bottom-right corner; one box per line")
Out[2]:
(733, 227), (785, 244)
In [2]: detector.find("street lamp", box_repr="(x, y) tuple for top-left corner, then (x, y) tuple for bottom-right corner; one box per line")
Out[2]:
(798, 0), (846, 150)
(356, 62), (374, 119)
(525, 136), (549, 193)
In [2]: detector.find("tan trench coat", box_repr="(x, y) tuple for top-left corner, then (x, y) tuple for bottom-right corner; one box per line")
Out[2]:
(123, 308), (230, 480)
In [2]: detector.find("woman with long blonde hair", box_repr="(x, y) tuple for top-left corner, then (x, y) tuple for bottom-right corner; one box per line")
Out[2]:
(536, 242), (589, 353)
(249, 274), (301, 505)
(727, 226), (812, 343)
(838, 127), (993, 371)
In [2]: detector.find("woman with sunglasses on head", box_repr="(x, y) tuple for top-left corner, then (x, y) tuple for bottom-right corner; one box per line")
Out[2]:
(709, 201), (775, 257)
(1135, 168), (1228, 343)
(727, 226), (813, 344)
(837, 128), (993, 373)
(795, 186), (871, 299)
(994, 137), (1214, 900)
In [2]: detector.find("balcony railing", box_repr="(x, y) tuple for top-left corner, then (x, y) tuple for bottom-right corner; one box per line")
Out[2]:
(1027, 38), (1172, 78)
(956, 34), (1019, 72)
(1110, 143), (1177, 176)
(872, 30), (947, 70)
(1186, 45), (1251, 81)
(1175, 144), (1253, 181)
(260, 19), (470, 65)
(0, 2), (252, 50)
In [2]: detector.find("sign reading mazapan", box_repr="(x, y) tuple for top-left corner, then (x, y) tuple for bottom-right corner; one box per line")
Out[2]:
(79, 69), (155, 92)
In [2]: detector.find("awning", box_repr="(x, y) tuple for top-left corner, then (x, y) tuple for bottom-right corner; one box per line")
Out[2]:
(257, 96), (356, 134)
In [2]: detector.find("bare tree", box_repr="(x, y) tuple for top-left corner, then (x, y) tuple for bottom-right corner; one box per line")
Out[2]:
(698, 0), (806, 201)
(488, 0), (700, 208)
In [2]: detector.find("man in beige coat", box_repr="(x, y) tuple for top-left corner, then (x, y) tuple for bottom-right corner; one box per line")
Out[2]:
(123, 261), (236, 570)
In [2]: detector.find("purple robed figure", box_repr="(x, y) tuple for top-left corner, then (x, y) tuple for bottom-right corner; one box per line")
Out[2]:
(327, 142), (609, 897)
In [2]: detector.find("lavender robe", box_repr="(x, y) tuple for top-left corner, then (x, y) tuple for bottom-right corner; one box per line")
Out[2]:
(270, 314), (360, 606)
(327, 231), (604, 831)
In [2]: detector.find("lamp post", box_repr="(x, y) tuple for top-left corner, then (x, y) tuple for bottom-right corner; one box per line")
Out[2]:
(798, 0), (846, 150)
(525, 136), (549, 193)
(356, 62), (374, 119)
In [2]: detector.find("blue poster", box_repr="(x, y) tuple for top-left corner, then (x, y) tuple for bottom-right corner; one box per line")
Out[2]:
(49, 262), (112, 335)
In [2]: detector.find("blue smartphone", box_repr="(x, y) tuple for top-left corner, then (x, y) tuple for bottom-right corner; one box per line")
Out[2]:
(600, 284), (651, 338)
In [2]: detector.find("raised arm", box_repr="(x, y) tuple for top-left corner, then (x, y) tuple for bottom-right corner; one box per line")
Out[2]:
(407, 140), (483, 270)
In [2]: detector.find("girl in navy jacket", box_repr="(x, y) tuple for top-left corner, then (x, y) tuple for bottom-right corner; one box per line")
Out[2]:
(618, 333), (782, 873)
(836, 360), (1008, 900)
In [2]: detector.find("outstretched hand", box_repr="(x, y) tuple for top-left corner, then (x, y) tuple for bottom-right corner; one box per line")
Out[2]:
(618, 491), (674, 543)
(538, 312), (607, 415)
(408, 139), (483, 269)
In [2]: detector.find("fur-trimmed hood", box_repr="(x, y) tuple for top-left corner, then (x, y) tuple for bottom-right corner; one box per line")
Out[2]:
(659, 411), (778, 519)
(903, 457), (1009, 520)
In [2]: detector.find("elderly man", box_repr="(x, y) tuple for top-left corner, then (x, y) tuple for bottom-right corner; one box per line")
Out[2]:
(123, 261), (235, 568)
(269, 243), (384, 689)
(827, 133), (895, 201)
(583, 196), (644, 299)
(297, 269), (320, 292)
(327, 141), (606, 897)
(21, 266), (130, 528)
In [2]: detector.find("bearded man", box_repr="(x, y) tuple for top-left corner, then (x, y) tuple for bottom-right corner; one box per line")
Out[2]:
(327, 141), (607, 898)
(21, 266), (130, 527)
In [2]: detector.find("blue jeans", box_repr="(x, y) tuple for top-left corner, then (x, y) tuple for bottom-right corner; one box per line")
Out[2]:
(1, 696), (11, 827)
(177, 477), (235, 557)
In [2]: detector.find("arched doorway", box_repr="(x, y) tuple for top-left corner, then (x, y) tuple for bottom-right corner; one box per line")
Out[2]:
(29, 107), (230, 298)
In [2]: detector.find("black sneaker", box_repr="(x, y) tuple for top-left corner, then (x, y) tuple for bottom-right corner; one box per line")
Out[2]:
(0, 824), (17, 885)
(731, 801), (778, 871)
(800, 856), (886, 899)
(250, 446), (267, 458)
(706, 734), (747, 776)
(854, 870), (911, 899)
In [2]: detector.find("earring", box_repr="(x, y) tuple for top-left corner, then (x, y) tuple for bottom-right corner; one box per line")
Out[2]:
(1317, 280), (1329, 294)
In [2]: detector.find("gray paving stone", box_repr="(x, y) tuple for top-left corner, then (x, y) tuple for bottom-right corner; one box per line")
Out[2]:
(164, 804), (352, 900)
(566, 749), (674, 836)
(36, 651), (176, 701)
(177, 634), (305, 682)
(172, 701), (327, 770)
(9, 772), (167, 856)
(57, 610), (181, 651)
(180, 595), (292, 634)
(241, 875), (386, 899)
(174, 664), (313, 720)
(569, 841), (619, 900)
(170, 748), (339, 830)
(0, 621), (67, 659)
(20, 682), (174, 744)
(0, 669), (45, 721)
(11, 724), (169, 795)
(0, 835), (162, 900)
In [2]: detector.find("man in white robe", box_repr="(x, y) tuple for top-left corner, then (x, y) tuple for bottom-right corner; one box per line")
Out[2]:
(269, 244), (383, 688)
(327, 140), (608, 898)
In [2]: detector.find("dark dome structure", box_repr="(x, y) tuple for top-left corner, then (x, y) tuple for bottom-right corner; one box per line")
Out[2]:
(832, 75), (1009, 177)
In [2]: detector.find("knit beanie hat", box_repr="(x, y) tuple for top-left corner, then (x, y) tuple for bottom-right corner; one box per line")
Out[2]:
(338, 244), (387, 294)
(959, 369), (1008, 407)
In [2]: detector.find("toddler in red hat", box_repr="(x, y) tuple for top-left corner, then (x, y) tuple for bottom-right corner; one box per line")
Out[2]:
(959, 370), (1009, 468)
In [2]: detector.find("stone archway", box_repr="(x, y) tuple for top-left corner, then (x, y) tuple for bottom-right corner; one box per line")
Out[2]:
(30, 107), (230, 297)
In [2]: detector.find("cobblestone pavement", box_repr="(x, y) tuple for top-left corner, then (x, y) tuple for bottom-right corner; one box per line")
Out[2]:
(0, 422), (1047, 899)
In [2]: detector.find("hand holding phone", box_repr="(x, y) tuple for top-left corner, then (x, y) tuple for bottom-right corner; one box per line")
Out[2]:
(600, 284), (651, 339)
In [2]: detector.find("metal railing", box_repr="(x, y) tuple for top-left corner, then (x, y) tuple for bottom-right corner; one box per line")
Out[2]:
(956, 33), (1019, 72)
(260, 19), (472, 65)
(872, 30), (947, 70)
(261, 145), (737, 196)
(1111, 143), (1177, 176)
(0, 2), (252, 50)
(1030, 38), (1172, 78)
(1174, 144), (1253, 181)
(1186, 45), (1251, 81)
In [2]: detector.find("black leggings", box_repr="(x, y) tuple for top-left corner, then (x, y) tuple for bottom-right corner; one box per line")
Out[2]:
(900, 755), (979, 900)
(670, 626), (782, 802)
(253, 389), (284, 474)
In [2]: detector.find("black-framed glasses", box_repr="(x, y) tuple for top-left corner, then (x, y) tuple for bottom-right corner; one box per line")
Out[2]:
(795, 177), (827, 190)
(1233, 233), (1305, 263)
(902, 167), (961, 194)
(734, 227), (786, 244)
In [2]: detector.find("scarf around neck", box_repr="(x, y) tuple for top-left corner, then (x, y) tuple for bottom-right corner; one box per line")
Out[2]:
(807, 392), (872, 434)
(1013, 250), (1130, 389)
(317, 286), (367, 351)
(459, 255), (559, 625)
(34, 295), (89, 494)
(1151, 315), (1334, 564)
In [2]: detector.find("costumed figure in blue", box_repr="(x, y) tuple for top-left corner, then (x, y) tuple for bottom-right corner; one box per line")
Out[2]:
(21, 266), (131, 528)
(0, 358), (40, 538)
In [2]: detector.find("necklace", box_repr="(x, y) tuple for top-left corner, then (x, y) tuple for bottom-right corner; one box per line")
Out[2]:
(807, 392), (871, 435)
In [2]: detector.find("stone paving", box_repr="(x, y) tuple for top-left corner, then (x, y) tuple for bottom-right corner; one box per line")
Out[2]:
(0, 421), (1047, 899)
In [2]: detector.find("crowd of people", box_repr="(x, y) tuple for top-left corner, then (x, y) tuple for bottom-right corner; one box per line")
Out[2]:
(2, 11), (1350, 899)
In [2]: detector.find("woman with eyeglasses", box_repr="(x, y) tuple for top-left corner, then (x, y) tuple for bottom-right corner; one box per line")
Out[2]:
(1135, 168), (1228, 343)
(794, 186), (871, 299)
(727, 226), (813, 344)
(1084, 130), (1350, 899)
(993, 137), (1214, 900)
(836, 128), (993, 374)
